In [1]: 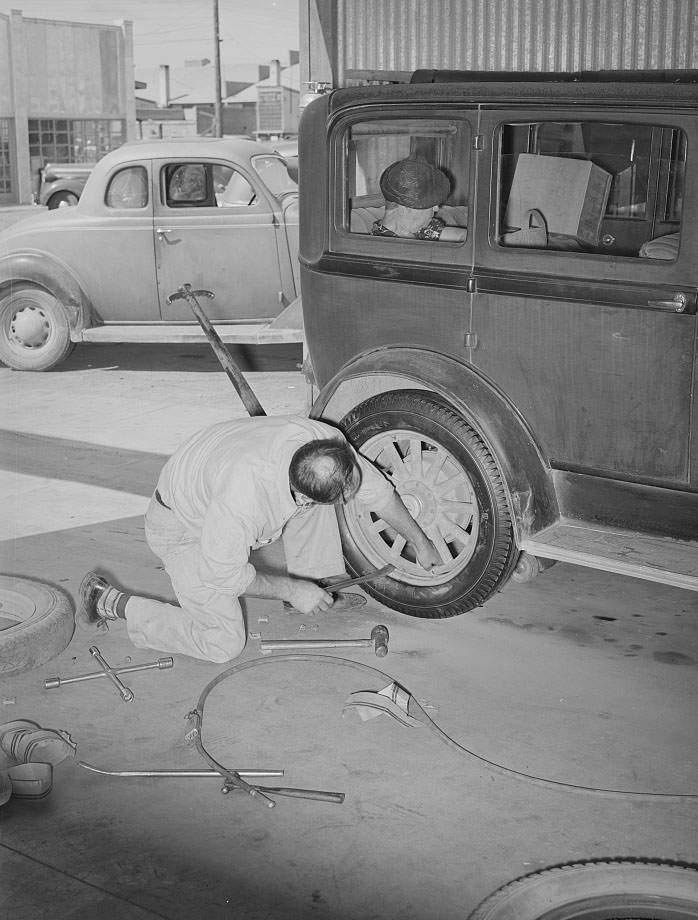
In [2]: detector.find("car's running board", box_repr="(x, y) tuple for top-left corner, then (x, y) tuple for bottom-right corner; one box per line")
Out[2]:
(80, 323), (304, 345)
(521, 520), (698, 591)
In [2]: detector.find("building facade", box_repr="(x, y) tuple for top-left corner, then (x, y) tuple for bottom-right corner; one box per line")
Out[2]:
(300, 0), (698, 88)
(0, 9), (136, 205)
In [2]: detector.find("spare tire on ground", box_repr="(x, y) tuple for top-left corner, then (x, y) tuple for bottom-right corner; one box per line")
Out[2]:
(0, 575), (74, 677)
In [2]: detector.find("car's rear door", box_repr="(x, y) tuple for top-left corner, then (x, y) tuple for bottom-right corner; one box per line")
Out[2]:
(470, 103), (698, 487)
(152, 157), (286, 322)
(74, 160), (160, 321)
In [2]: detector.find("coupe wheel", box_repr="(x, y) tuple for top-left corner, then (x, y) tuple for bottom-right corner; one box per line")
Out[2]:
(0, 286), (74, 371)
(48, 191), (79, 209)
(339, 390), (518, 618)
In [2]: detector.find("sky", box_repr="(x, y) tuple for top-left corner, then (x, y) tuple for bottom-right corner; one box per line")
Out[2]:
(0, 0), (299, 83)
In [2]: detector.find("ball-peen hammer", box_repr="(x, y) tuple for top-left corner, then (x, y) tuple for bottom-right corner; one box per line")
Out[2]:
(259, 624), (389, 657)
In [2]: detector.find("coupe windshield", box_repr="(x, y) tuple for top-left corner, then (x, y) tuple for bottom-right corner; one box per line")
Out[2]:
(252, 154), (297, 197)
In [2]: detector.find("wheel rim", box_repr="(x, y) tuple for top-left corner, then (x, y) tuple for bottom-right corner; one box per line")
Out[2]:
(8, 301), (52, 350)
(345, 428), (480, 586)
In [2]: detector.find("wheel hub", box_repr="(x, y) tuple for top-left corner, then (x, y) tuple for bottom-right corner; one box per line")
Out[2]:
(397, 479), (438, 527)
(11, 306), (49, 349)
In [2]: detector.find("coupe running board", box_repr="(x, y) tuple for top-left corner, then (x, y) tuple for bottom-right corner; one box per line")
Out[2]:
(80, 322), (303, 345)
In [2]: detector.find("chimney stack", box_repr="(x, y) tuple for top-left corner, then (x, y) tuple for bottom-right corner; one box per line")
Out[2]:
(258, 64), (270, 82)
(158, 65), (170, 107)
(271, 59), (281, 85)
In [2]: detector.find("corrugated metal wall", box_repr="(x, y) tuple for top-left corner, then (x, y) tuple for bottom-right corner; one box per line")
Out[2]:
(332, 0), (698, 83)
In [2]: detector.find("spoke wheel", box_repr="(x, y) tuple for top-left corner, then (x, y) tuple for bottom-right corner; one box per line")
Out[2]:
(339, 390), (518, 619)
(349, 425), (479, 586)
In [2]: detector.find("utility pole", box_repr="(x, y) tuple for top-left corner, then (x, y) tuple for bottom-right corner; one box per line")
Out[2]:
(213, 0), (223, 137)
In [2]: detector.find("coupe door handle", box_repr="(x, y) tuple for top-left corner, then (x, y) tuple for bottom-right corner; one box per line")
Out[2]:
(647, 292), (688, 313)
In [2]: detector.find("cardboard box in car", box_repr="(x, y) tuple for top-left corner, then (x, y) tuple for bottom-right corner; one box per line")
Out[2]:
(505, 154), (612, 245)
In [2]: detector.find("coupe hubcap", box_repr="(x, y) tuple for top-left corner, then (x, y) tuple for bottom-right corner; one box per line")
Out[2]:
(10, 305), (50, 349)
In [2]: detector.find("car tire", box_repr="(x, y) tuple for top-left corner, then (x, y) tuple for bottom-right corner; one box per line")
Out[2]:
(467, 859), (698, 920)
(339, 390), (518, 619)
(48, 191), (79, 209)
(0, 575), (75, 677)
(0, 285), (75, 371)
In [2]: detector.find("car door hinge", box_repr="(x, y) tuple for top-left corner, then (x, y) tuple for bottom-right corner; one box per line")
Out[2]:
(473, 134), (484, 150)
(464, 332), (478, 349)
(466, 277), (477, 293)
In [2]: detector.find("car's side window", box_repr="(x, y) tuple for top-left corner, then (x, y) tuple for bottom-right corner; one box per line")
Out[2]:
(105, 166), (148, 209)
(344, 118), (470, 243)
(497, 120), (685, 260)
(165, 163), (209, 207)
(213, 164), (255, 207)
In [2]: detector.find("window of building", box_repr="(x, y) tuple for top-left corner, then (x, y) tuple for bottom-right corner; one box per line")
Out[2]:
(0, 120), (13, 199)
(28, 118), (125, 165)
(344, 118), (470, 242)
(497, 120), (685, 260)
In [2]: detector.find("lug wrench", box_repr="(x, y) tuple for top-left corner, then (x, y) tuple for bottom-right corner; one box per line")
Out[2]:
(89, 646), (135, 702)
(45, 656), (173, 690)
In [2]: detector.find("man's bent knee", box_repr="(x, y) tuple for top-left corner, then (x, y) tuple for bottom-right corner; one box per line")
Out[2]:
(198, 631), (246, 663)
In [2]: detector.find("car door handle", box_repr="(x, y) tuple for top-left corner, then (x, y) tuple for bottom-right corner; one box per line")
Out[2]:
(647, 292), (688, 313)
(156, 227), (172, 240)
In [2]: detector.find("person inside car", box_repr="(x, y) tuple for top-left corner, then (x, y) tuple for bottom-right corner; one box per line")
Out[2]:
(372, 157), (467, 242)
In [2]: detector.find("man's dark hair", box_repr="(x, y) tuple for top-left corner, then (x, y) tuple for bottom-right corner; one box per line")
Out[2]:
(289, 439), (359, 504)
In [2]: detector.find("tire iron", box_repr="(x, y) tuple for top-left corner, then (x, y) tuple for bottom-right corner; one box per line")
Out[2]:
(45, 655), (173, 691)
(88, 646), (135, 702)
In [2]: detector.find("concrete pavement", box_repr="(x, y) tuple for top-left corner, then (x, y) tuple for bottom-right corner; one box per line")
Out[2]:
(1, 341), (697, 920)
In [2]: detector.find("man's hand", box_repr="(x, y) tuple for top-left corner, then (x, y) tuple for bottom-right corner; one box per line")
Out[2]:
(247, 572), (332, 613)
(413, 537), (442, 570)
(286, 579), (334, 615)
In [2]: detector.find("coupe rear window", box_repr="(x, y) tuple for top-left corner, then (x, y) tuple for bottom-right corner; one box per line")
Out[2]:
(105, 166), (148, 209)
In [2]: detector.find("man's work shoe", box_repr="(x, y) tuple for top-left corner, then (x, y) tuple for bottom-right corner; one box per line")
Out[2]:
(76, 572), (118, 631)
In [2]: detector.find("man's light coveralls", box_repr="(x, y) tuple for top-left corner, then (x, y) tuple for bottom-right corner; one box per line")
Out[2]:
(124, 416), (394, 662)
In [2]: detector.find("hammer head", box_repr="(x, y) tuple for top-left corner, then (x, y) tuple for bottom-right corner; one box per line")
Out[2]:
(370, 625), (389, 657)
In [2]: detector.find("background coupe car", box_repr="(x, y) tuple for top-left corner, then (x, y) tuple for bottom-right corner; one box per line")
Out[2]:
(0, 137), (301, 371)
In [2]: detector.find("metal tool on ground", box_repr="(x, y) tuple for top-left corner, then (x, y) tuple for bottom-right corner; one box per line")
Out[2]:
(79, 759), (343, 804)
(319, 563), (395, 592)
(260, 624), (390, 657)
(220, 782), (344, 804)
(88, 646), (135, 702)
(167, 284), (266, 417)
(79, 761), (283, 779)
(45, 656), (173, 690)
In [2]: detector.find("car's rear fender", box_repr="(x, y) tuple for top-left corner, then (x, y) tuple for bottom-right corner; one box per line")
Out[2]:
(310, 346), (558, 541)
(0, 251), (92, 339)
